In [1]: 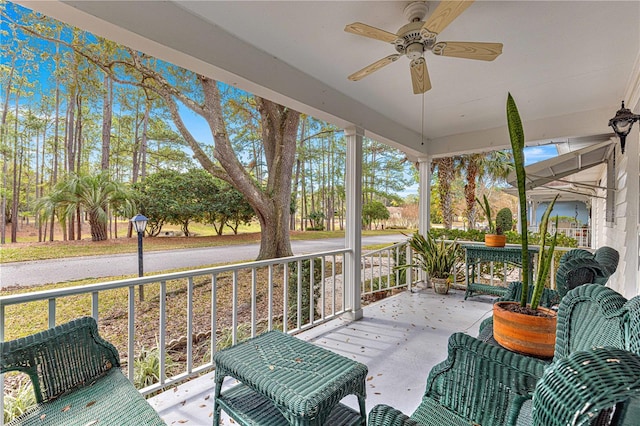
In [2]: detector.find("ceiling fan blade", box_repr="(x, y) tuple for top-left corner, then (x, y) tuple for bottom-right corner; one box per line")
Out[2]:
(433, 41), (503, 61)
(421, 1), (474, 36)
(348, 54), (401, 81)
(344, 22), (398, 43)
(410, 58), (431, 94)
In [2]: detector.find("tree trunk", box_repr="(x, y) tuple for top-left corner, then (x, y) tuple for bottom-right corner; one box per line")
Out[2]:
(0, 56), (16, 244)
(101, 74), (112, 171)
(434, 157), (455, 229)
(464, 155), (480, 229)
(89, 210), (108, 241)
(156, 75), (299, 259)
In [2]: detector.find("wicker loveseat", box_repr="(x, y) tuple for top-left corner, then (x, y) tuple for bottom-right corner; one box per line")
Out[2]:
(368, 284), (640, 426)
(0, 317), (166, 426)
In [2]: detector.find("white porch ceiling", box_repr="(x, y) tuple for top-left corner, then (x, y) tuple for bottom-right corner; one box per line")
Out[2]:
(17, 1), (640, 159)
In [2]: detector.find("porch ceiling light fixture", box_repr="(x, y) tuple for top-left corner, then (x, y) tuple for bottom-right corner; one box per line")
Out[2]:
(608, 101), (640, 154)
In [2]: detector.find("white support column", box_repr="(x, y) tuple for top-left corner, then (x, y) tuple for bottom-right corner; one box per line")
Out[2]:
(623, 104), (639, 297)
(418, 157), (432, 235)
(417, 157), (432, 285)
(344, 126), (363, 320)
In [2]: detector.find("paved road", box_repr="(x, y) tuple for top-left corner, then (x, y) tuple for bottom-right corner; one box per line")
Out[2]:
(0, 234), (406, 288)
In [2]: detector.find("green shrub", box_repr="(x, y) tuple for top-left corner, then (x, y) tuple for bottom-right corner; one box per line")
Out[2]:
(288, 259), (322, 327)
(496, 208), (513, 233)
(3, 378), (36, 423)
(133, 346), (176, 390)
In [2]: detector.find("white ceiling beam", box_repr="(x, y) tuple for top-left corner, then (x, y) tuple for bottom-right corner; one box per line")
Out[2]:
(428, 107), (615, 157)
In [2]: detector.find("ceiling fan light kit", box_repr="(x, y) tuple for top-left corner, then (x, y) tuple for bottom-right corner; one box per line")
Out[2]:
(344, 0), (503, 94)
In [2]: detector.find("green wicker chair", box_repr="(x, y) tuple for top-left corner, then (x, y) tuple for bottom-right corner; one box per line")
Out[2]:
(0, 316), (166, 426)
(593, 246), (620, 282)
(368, 346), (640, 426)
(532, 347), (640, 426)
(369, 285), (640, 426)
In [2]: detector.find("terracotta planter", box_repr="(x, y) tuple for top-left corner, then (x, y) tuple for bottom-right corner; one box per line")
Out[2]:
(431, 277), (449, 295)
(484, 234), (506, 247)
(492, 301), (557, 358)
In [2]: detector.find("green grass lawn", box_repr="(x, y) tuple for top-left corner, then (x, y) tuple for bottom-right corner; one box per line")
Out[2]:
(1, 226), (406, 263)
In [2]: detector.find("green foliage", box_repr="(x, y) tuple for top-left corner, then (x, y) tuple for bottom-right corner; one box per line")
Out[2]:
(530, 195), (559, 310)
(476, 194), (495, 233)
(35, 172), (135, 241)
(133, 346), (176, 390)
(3, 378), (36, 423)
(287, 259), (322, 326)
(495, 208), (513, 234)
(307, 211), (325, 231)
(507, 93), (532, 307)
(397, 232), (461, 279)
(135, 169), (233, 237)
(429, 227), (486, 242)
(203, 181), (255, 235)
(362, 201), (390, 230)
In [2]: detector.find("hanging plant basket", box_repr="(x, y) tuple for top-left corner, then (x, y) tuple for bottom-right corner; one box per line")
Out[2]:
(431, 277), (450, 295)
(492, 301), (557, 358)
(484, 234), (506, 247)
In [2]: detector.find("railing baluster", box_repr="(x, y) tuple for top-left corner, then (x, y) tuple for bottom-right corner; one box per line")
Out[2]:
(187, 277), (194, 375)
(268, 265), (273, 331)
(309, 259), (314, 326)
(297, 259), (302, 330)
(159, 281), (167, 385)
(283, 262), (289, 334)
(91, 291), (99, 321)
(211, 274), (217, 362)
(251, 268), (257, 337)
(48, 298), (55, 329)
(128, 286), (135, 382)
(320, 257), (326, 320)
(232, 270), (238, 344)
(331, 255), (337, 315)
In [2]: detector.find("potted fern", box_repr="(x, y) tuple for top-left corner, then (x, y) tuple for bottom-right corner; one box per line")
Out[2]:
(398, 232), (461, 294)
(492, 93), (559, 358)
(477, 195), (512, 247)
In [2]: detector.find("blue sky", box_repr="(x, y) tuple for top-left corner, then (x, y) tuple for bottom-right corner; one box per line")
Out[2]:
(524, 144), (558, 166)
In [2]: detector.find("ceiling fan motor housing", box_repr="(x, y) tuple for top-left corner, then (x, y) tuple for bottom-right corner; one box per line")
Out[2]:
(394, 21), (436, 57)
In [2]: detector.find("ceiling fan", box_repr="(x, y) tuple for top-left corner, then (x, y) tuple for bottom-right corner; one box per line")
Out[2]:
(344, 1), (503, 94)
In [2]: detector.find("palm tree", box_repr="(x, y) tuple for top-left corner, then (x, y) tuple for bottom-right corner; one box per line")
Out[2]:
(458, 151), (514, 230)
(37, 173), (135, 241)
(432, 157), (457, 229)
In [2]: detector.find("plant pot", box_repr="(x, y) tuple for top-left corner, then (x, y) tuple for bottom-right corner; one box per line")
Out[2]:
(485, 234), (506, 247)
(492, 301), (557, 358)
(431, 277), (449, 295)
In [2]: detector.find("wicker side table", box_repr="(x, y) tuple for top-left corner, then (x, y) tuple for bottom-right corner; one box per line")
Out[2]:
(213, 330), (367, 426)
(463, 244), (539, 299)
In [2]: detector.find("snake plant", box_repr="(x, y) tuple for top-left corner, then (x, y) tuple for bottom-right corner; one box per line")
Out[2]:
(507, 93), (558, 310)
(507, 93), (530, 307)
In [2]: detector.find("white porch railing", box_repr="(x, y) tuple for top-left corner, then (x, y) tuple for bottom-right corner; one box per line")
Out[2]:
(529, 226), (592, 248)
(1, 244), (420, 409)
(0, 237), (579, 422)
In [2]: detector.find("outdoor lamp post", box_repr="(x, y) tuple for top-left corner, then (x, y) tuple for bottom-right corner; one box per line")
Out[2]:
(130, 214), (148, 277)
(608, 101), (640, 154)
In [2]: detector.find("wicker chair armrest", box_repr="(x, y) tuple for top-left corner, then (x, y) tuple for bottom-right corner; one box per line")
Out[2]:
(0, 316), (120, 403)
(593, 246), (619, 276)
(368, 404), (422, 426)
(423, 332), (546, 426)
(533, 347), (640, 426)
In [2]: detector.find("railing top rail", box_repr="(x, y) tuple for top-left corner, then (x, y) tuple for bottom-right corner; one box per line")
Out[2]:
(0, 248), (350, 307)
(363, 239), (409, 256)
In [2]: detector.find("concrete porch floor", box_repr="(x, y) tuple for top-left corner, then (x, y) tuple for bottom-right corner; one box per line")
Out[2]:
(149, 287), (497, 425)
